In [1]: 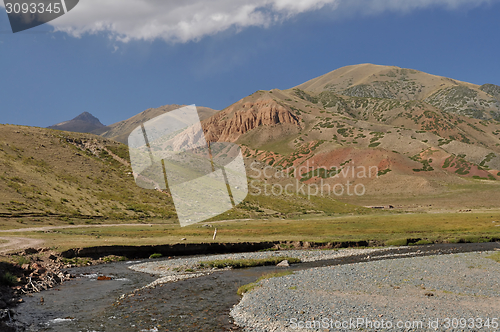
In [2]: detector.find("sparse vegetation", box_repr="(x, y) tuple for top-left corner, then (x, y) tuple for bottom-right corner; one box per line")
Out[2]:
(237, 271), (294, 296)
(61, 257), (92, 266)
(0, 271), (17, 286)
(377, 169), (392, 176)
(13, 256), (30, 266)
(0, 125), (177, 219)
(199, 257), (300, 269)
(103, 255), (127, 263)
(3, 67), (500, 261)
(149, 253), (163, 259)
(486, 252), (500, 263)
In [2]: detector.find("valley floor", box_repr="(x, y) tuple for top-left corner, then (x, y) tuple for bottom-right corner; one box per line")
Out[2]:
(0, 209), (500, 254)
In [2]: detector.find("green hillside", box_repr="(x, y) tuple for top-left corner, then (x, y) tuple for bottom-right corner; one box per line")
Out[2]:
(0, 124), (365, 226)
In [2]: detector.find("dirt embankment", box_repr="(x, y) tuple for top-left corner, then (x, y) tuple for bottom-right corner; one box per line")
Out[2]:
(60, 240), (373, 259)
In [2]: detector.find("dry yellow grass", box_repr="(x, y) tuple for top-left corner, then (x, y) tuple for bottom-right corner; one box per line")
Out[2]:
(1, 212), (498, 252)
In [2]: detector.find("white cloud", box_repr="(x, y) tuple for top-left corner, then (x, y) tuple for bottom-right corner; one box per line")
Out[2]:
(2, 0), (497, 42)
(339, 0), (495, 15)
(48, 0), (339, 43)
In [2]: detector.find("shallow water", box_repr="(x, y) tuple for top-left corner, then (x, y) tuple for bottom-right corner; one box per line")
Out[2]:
(12, 243), (499, 332)
(13, 258), (280, 331)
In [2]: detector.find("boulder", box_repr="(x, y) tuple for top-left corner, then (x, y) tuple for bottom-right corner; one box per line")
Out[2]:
(276, 260), (289, 267)
(0, 309), (11, 321)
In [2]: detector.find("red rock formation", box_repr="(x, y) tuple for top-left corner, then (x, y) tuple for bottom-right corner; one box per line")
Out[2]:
(203, 99), (301, 142)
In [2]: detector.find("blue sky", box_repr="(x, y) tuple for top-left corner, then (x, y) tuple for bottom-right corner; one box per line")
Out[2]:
(1, 0), (500, 127)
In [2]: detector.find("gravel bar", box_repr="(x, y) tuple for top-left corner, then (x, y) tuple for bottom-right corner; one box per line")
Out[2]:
(231, 251), (500, 331)
(129, 247), (396, 277)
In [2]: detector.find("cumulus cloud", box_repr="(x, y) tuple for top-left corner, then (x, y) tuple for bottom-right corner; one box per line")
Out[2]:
(2, 0), (496, 42)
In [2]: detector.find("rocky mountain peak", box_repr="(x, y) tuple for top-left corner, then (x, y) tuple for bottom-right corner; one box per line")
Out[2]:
(72, 112), (104, 126)
(48, 112), (105, 133)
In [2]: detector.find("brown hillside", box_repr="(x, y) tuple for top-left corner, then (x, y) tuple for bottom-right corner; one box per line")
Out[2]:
(95, 104), (219, 144)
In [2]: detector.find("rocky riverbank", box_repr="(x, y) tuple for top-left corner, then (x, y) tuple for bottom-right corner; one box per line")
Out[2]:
(231, 248), (500, 331)
(0, 248), (123, 331)
(2, 243), (499, 331)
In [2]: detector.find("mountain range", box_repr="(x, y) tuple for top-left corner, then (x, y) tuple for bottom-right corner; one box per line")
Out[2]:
(48, 106), (219, 143)
(199, 64), (500, 207)
(22, 63), (500, 214)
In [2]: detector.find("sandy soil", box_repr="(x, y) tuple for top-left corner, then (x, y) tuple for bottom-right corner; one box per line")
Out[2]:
(0, 223), (155, 234)
(0, 237), (45, 255)
(0, 224), (155, 254)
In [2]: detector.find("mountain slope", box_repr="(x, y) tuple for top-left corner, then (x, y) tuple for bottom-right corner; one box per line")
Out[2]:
(0, 124), (176, 219)
(48, 112), (105, 133)
(294, 64), (500, 120)
(0, 124), (361, 221)
(94, 104), (219, 144)
(199, 64), (500, 206)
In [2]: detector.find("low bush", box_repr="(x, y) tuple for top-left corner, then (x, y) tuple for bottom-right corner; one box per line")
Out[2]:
(149, 253), (162, 259)
(458, 236), (492, 243)
(61, 257), (91, 266)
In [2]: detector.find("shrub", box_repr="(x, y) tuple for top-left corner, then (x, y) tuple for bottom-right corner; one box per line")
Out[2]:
(377, 169), (391, 176)
(149, 253), (162, 259)
(413, 239), (433, 245)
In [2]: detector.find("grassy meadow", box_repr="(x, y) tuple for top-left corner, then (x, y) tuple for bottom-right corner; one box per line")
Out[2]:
(1, 211), (499, 252)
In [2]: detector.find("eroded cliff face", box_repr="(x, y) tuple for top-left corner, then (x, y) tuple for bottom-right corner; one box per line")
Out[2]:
(203, 99), (301, 143)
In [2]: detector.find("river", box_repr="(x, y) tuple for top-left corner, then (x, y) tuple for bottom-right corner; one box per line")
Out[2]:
(11, 243), (500, 331)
